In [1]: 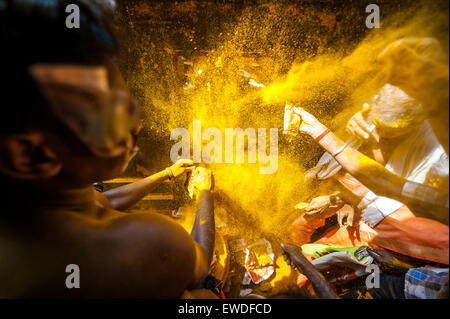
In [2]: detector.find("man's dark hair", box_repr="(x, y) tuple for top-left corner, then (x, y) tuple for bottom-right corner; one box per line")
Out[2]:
(0, 0), (119, 135)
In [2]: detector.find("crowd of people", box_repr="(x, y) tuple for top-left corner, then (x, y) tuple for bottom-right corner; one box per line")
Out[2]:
(285, 39), (449, 298)
(0, 0), (448, 299)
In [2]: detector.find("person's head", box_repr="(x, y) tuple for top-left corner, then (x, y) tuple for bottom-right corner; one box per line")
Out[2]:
(369, 84), (425, 139)
(0, 0), (140, 189)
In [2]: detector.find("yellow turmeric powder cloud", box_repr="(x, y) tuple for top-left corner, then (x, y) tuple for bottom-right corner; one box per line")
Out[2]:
(118, 0), (448, 240)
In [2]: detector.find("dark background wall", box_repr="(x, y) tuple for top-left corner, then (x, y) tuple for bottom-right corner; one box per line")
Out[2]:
(114, 0), (448, 175)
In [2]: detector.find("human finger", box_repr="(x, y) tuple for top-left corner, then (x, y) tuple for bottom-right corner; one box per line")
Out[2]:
(337, 212), (345, 228)
(179, 159), (194, 166)
(347, 211), (354, 227)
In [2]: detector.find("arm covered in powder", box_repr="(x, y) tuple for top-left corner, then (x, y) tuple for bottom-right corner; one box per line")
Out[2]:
(103, 159), (195, 211)
(281, 244), (337, 299)
(292, 108), (449, 224)
(189, 168), (216, 287)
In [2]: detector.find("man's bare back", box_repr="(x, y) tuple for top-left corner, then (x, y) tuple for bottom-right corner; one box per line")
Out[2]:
(0, 188), (208, 298)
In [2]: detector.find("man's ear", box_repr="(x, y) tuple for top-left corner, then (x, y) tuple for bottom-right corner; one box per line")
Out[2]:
(0, 132), (62, 180)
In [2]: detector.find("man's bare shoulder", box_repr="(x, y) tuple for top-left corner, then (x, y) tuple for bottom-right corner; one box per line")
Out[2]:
(1, 209), (199, 298)
(37, 208), (198, 298)
(84, 211), (198, 297)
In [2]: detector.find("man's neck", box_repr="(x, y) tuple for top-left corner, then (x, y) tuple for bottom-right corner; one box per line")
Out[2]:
(36, 186), (96, 213)
(3, 183), (96, 218)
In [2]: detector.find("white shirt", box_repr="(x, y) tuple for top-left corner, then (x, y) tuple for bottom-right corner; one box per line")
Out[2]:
(359, 121), (449, 227)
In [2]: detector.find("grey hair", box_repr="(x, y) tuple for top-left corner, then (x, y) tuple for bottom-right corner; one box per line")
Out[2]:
(370, 84), (424, 129)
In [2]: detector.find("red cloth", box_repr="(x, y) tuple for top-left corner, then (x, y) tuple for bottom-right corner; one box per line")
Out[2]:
(309, 205), (449, 265)
(292, 205), (449, 291)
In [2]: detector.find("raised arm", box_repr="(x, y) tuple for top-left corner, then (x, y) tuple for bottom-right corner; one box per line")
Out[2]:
(103, 159), (195, 211)
(288, 108), (448, 223)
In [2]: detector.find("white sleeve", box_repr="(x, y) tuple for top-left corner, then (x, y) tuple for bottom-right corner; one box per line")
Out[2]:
(357, 191), (404, 228)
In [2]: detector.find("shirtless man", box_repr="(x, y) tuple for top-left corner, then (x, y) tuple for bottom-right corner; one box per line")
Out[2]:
(0, 0), (215, 298)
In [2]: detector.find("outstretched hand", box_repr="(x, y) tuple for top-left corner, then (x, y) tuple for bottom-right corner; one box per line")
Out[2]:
(292, 107), (328, 140)
(284, 105), (327, 139)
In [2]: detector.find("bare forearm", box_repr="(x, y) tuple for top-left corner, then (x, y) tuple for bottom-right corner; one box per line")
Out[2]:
(335, 172), (370, 204)
(316, 128), (405, 199)
(191, 190), (215, 265)
(286, 245), (337, 299)
(293, 106), (447, 221)
(103, 170), (169, 211)
(314, 130), (448, 222)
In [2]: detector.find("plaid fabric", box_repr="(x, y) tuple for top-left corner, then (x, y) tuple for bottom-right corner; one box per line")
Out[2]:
(405, 267), (449, 299)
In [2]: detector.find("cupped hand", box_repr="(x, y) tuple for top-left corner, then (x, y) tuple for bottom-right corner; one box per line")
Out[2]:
(337, 205), (356, 228)
(168, 159), (196, 178)
(346, 103), (375, 141)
